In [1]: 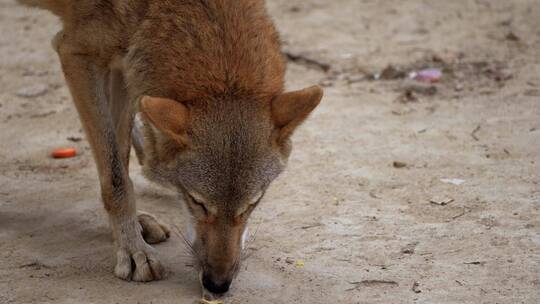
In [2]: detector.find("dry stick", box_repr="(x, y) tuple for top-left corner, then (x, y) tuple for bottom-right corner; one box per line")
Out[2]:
(451, 211), (467, 220)
(346, 280), (399, 291)
(283, 51), (331, 72)
(464, 261), (485, 265)
(19, 262), (40, 268)
(300, 223), (323, 229)
(450, 207), (471, 220)
(471, 125), (481, 141)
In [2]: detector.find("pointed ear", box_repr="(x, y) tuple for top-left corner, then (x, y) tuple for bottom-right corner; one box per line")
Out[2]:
(140, 96), (191, 146)
(272, 85), (323, 142)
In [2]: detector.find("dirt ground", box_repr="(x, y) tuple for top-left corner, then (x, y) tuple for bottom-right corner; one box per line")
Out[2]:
(1, 0), (539, 303)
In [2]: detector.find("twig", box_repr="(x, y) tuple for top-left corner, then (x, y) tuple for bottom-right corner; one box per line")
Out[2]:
(447, 207), (471, 221)
(346, 280), (399, 291)
(283, 51), (331, 72)
(451, 211), (467, 220)
(369, 190), (380, 199)
(430, 198), (454, 206)
(471, 125), (481, 141)
(464, 261), (485, 265)
(19, 262), (39, 268)
(300, 223), (323, 230)
(18, 261), (50, 269)
(67, 136), (82, 142)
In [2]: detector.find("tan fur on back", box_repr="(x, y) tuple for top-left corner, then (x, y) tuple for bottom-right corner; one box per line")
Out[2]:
(128, 1), (286, 102)
(35, 0), (285, 102)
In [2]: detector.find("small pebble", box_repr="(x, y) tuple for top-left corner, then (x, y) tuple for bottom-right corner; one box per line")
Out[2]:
(393, 161), (407, 168)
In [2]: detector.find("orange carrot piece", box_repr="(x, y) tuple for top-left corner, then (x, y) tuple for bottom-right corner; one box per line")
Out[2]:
(52, 147), (77, 158)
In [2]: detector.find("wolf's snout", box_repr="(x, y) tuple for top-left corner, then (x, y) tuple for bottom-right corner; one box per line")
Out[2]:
(202, 273), (231, 294)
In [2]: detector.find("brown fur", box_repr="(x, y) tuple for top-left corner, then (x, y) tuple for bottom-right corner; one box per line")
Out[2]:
(18, 0), (323, 293)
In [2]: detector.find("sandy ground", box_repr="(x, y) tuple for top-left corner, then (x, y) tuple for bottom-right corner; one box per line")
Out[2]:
(1, 0), (539, 303)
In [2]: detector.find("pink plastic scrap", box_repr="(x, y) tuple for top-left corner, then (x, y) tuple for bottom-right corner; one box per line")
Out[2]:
(410, 68), (442, 83)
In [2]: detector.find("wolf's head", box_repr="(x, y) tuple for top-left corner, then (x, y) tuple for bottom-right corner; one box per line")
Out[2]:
(139, 85), (322, 294)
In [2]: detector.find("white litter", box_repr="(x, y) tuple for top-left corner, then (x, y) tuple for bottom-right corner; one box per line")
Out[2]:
(440, 178), (465, 185)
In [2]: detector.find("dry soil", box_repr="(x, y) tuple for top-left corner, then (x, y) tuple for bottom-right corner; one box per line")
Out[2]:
(1, 0), (539, 303)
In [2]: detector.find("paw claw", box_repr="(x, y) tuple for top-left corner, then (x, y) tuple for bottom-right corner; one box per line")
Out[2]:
(138, 212), (171, 244)
(132, 251), (153, 282)
(114, 245), (164, 282)
(114, 250), (133, 280)
(147, 255), (164, 280)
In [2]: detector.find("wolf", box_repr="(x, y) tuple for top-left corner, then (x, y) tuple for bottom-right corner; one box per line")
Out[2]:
(17, 0), (323, 294)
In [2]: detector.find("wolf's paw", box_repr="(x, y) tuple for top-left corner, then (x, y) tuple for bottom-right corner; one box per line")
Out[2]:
(138, 211), (170, 244)
(114, 242), (164, 282)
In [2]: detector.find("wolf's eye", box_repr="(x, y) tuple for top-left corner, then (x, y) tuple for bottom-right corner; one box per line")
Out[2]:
(237, 192), (265, 217)
(238, 203), (256, 218)
(189, 195), (209, 216)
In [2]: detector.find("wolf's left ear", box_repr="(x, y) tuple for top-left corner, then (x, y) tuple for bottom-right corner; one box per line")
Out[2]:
(272, 85), (323, 142)
(140, 96), (191, 146)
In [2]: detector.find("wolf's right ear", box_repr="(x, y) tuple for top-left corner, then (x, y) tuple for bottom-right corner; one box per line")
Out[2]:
(140, 96), (191, 146)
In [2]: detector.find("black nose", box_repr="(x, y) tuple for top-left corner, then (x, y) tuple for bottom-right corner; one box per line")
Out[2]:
(202, 274), (231, 294)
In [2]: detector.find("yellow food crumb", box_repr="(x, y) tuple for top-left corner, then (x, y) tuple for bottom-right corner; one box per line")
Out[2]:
(295, 259), (305, 268)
